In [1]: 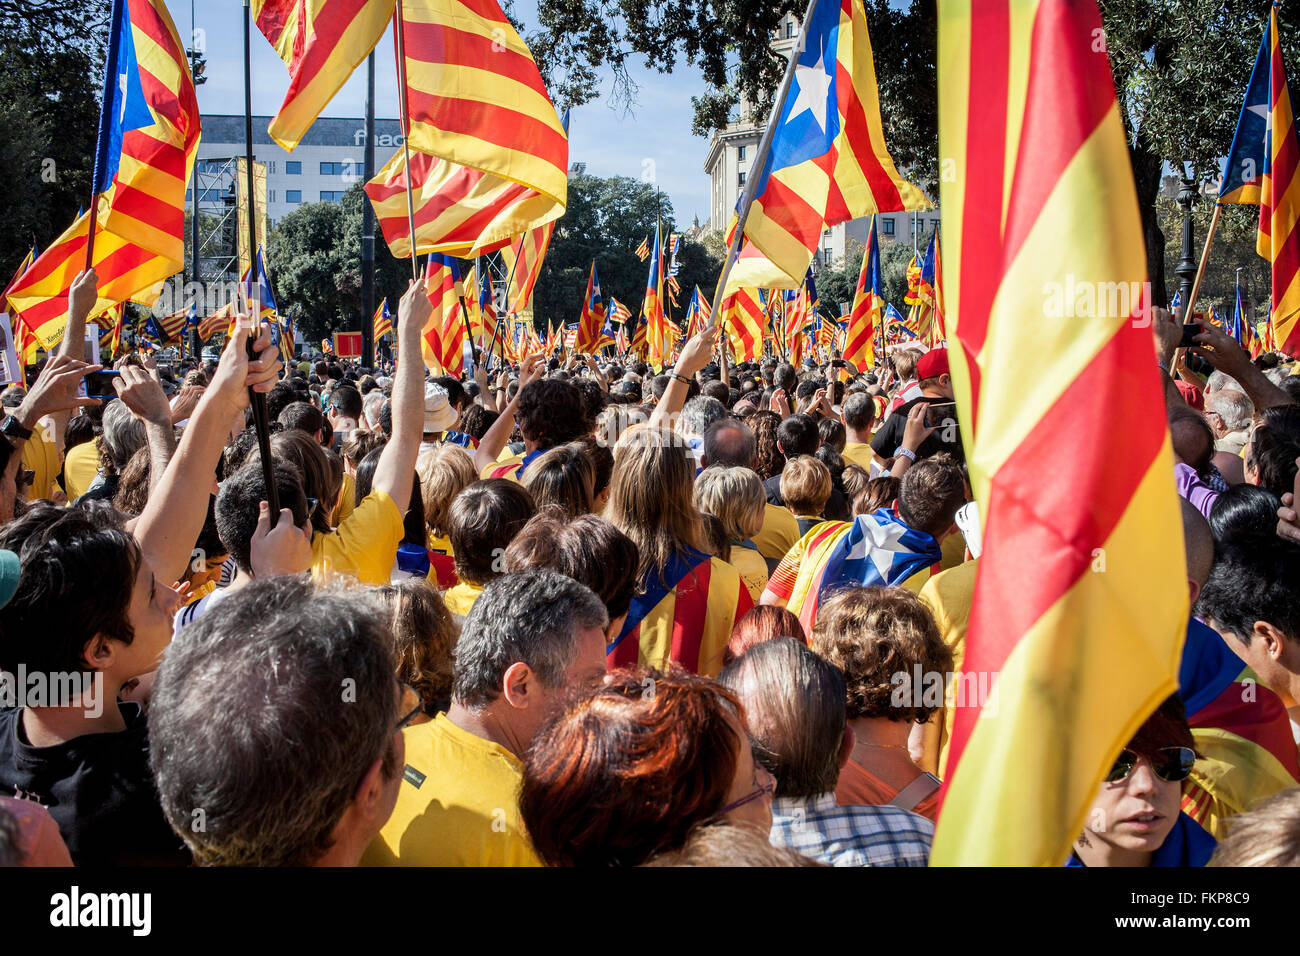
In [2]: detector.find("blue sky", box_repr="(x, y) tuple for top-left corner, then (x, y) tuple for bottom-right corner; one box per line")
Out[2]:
(190, 0), (715, 222)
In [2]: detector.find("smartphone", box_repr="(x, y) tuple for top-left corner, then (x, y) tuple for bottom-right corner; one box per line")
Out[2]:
(924, 401), (957, 428)
(1179, 323), (1202, 348)
(84, 369), (122, 398)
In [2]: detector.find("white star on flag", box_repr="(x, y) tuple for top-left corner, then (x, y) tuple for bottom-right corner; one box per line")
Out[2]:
(845, 515), (911, 580)
(787, 50), (832, 133)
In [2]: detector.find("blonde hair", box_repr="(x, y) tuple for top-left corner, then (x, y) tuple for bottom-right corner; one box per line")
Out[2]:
(780, 455), (831, 517)
(609, 427), (704, 582)
(416, 444), (476, 537)
(695, 466), (764, 543)
(1210, 788), (1300, 867)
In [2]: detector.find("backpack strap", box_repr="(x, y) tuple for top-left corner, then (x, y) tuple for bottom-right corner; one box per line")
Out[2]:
(888, 772), (941, 812)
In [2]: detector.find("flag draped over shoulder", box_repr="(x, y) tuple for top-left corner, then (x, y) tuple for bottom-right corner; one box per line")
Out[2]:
(422, 253), (465, 376)
(1219, 7), (1300, 358)
(606, 546), (753, 678)
(252, 0), (395, 151)
(931, 0), (1186, 866)
(7, 0), (200, 347)
(845, 215), (883, 368)
(743, 0), (928, 284)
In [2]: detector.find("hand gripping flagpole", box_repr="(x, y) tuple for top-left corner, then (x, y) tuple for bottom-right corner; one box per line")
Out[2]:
(707, 0), (822, 328)
(243, 0), (279, 522)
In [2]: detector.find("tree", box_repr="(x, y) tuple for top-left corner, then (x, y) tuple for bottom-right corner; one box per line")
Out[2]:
(0, 0), (107, 272)
(265, 185), (410, 341)
(528, 172), (721, 329)
(815, 235), (916, 320)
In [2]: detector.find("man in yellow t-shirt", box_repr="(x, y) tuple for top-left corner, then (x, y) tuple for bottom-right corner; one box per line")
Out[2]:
(364, 570), (610, 866)
(63, 438), (100, 500)
(840, 392), (881, 474)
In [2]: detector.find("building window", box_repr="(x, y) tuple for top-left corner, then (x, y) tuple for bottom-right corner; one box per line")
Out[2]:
(320, 191), (345, 203)
(786, 21), (795, 38)
(286, 190), (302, 203)
(266, 161), (275, 174)
(286, 161), (301, 175)
(320, 161), (354, 176)
(881, 218), (895, 236)
(268, 189), (275, 203)
(738, 145), (746, 161)
(738, 171), (746, 186)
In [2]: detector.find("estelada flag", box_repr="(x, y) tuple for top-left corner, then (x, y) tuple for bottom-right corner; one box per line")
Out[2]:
(742, 0), (928, 284)
(605, 544), (753, 678)
(253, 0), (394, 151)
(845, 215), (884, 369)
(575, 262), (606, 353)
(7, 0), (200, 347)
(931, 0), (1186, 866)
(373, 298), (393, 340)
(422, 253), (465, 376)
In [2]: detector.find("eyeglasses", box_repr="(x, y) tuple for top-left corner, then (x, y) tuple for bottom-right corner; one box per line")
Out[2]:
(1104, 746), (1196, 785)
(304, 497), (319, 521)
(15, 469), (33, 489)
(395, 682), (423, 733)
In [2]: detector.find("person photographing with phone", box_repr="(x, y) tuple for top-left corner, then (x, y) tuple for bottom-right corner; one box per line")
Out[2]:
(869, 348), (965, 466)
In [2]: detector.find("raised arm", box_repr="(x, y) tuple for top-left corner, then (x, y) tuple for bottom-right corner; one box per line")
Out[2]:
(1188, 322), (1293, 413)
(369, 280), (430, 511)
(132, 321), (281, 584)
(649, 324), (720, 431)
(472, 354), (544, 473)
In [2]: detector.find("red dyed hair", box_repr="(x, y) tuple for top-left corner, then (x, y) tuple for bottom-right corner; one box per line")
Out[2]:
(519, 667), (744, 867)
(724, 605), (807, 665)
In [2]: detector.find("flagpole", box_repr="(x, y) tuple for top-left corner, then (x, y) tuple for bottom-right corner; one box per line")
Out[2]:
(394, 0), (420, 283)
(707, 0), (822, 324)
(361, 50), (376, 368)
(1183, 203), (1221, 327)
(243, 0), (279, 522)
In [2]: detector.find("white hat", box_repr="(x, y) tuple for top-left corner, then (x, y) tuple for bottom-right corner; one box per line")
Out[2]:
(423, 382), (458, 434)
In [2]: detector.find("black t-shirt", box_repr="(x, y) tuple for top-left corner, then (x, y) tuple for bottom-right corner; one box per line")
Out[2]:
(0, 703), (188, 866)
(869, 396), (965, 463)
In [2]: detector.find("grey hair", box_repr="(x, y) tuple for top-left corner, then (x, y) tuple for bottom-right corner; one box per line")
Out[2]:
(702, 418), (755, 469)
(1265, 366), (1291, 387)
(149, 575), (398, 867)
(452, 569), (608, 709)
(695, 465), (765, 542)
(1205, 370), (1242, 395)
(100, 399), (146, 473)
(363, 389), (386, 428)
(718, 638), (846, 798)
(680, 395), (727, 436)
(1205, 389), (1254, 432)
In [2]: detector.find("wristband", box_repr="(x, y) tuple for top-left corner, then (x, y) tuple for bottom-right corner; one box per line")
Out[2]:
(893, 446), (917, 462)
(669, 372), (692, 386)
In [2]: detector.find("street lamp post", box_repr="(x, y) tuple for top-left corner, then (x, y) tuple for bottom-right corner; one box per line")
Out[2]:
(1174, 176), (1198, 311)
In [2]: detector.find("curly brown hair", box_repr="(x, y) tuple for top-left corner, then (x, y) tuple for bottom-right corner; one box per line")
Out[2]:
(742, 410), (784, 481)
(376, 578), (458, 716)
(811, 586), (952, 724)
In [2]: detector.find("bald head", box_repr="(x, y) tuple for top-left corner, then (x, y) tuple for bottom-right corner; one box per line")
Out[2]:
(1181, 496), (1214, 598)
(702, 418), (755, 470)
(1170, 411), (1215, 473)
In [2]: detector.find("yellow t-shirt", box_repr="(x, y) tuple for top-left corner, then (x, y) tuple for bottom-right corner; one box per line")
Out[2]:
(841, 441), (877, 473)
(443, 580), (485, 618)
(480, 452), (523, 481)
(916, 558), (977, 779)
(64, 439), (100, 501)
(335, 472), (357, 523)
(21, 425), (61, 502)
(728, 544), (770, 603)
(311, 489), (404, 585)
(428, 532), (453, 556)
(751, 503), (800, 561)
(362, 712), (542, 867)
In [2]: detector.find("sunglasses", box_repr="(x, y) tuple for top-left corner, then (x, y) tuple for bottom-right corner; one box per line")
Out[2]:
(304, 497), (319, 521)
(395, 682), (423, 733)
(15, 469), (33, 489)
(1104, 746), (1196, 785)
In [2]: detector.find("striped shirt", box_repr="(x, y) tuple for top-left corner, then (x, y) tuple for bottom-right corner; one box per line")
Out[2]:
(769, 793), (933, 867)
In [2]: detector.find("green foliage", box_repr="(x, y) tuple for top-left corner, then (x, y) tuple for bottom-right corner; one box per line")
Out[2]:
(265, 185), (410, 341)
(529, 173), (721, 329)
(0, 0), (106, 273)
(815, 235), (917, 321)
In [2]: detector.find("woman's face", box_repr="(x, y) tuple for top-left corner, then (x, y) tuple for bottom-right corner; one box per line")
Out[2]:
(722, 709), (775, 832)
(1077, 753), (1181, 862)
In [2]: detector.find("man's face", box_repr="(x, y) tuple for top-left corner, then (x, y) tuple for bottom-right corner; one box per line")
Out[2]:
(520, 624), (608, 744)
(116, 556), (184, 682)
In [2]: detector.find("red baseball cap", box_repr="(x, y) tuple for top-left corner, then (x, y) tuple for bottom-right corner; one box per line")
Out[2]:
(916, 348), (949, 381)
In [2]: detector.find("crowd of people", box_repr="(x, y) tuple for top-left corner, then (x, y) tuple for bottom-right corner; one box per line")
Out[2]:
(1, 267), (1299, 868)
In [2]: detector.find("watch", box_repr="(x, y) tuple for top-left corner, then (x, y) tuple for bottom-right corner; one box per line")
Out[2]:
(0, 415), (33, 441)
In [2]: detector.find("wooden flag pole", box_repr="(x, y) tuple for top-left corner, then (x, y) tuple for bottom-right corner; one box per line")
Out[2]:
(1182, 203), (1222, 326)
(242, 0), (279, 522)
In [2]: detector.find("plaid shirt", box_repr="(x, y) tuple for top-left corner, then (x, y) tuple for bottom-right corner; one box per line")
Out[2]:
(770, 793), (934, 867)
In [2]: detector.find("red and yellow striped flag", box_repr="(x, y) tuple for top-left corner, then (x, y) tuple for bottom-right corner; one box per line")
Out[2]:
(399, 0), (568, 211)
(844, 216), (883, 369)
(932, 0), (1186, 866)
(373, 298), (393, 340)
(198, 301), (235, 342)
(422, 253), (465, 376)
(1256, 8), (1300, 357)
(720, 288), (765, 363)
(7, 0), (199, 346)
(252, 0), (395, 151)
(500, 219), (555, 315)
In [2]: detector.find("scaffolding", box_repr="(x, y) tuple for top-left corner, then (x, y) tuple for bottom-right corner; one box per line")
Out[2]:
(192, 157), (241, 283)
